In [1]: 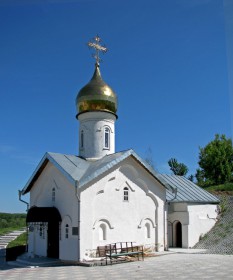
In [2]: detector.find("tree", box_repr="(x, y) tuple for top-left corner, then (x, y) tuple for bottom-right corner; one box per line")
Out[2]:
(188, 174), (194, 182)
(168, 158), (188, 176)
(198, 134), (233, 185)
(195, 168), (206, 186)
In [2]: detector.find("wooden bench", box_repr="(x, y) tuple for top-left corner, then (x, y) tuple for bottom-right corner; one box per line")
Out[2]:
(98, 242), (144, 265)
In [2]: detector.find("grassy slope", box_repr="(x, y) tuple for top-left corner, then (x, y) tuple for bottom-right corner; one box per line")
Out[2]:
(6, 232), (27, 248)
(205, 182), (233, 193)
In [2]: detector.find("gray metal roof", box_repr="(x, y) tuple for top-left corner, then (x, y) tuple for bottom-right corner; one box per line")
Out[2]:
(22, 149), (174, 195)
(161, 174), (219, 204)
(22, 151), (218, 204)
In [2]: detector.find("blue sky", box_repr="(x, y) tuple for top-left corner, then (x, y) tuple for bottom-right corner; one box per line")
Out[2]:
(0, 0), (232, 213)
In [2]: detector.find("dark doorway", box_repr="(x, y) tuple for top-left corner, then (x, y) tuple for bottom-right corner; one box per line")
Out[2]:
(26, 207), (61, 259)
(175, 222), (182, 247)
(47, 221), (59, 258)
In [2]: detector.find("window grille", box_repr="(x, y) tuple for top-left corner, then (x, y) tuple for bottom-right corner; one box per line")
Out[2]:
(104, 127), (110, 149)
(65, 224), (69, 239)
(123, 187), (129, 201)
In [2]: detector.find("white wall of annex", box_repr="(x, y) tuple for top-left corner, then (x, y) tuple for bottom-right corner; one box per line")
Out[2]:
(168, 202), (218, 248)
(187, 204), (218, 247)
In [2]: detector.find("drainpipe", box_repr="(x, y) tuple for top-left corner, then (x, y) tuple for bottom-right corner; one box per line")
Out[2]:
(170, 187), (178, 202)
(18, 190), (29, 212)
(18, 190), (29, 252)
(75, 181), (81, 262)
(164, 202), (168, 251)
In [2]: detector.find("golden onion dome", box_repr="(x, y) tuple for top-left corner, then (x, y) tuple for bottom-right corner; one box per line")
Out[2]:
(76, 64), (118, 117)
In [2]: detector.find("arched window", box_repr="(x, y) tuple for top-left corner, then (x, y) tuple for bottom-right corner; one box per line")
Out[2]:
(99, 224), (106, 241)
(104, 127), (110, 149)
(80, 130), (84, 149)
(123, 187), (129, 201)
(145, 223), (151, 238)
(52, 188), (55, 202)
(65, 224), (69, 239)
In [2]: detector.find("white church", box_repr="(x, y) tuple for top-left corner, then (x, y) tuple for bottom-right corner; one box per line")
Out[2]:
(20, 36), (219, 262)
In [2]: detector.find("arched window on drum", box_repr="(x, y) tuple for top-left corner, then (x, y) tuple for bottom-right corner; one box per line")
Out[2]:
(104, 127), (110, 149)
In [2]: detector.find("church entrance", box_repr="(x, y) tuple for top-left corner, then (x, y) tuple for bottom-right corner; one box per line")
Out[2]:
(26, 207), (61, 259)
(175, 221), (182, 247)
(168, 220), (182, 248)
(47, 220), (59, 258)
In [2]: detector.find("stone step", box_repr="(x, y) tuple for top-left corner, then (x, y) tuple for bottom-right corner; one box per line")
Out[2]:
(0, 238), (16, 241)
(7, 261), (28, 267)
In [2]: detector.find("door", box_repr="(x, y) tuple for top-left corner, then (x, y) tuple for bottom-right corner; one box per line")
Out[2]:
(47, 221), (59, 258)
(175, 221), (182, 247)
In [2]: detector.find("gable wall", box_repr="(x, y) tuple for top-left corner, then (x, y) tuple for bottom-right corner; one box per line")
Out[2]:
(79, 157), (167, 260)
(28, 162), (79, 261)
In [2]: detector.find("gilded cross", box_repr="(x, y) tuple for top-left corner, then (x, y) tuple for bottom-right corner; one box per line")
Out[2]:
(87, 35), (108, 65)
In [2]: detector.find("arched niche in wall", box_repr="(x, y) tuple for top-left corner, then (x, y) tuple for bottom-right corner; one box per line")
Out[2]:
(61, 215), (72, 240)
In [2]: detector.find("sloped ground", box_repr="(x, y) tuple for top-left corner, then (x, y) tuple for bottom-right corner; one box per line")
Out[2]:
(193, 194), (233, 254)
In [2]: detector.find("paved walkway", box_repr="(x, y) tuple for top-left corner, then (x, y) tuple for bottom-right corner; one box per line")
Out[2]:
(0, 229), (26, 269)
(0, 230), (26, 248)
(1, 252), (233, 279)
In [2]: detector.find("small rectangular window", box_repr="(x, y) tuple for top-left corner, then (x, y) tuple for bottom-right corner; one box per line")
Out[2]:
(52, 188), (55, 202)
(123, 187), (129, 201)
(81, 130), (84, 148)
(39, 224), (45, 239)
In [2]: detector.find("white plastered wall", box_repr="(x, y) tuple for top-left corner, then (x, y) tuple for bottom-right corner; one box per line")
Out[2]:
(187, 204), (218, 247)
(79, 157), (166, 260)
(28, 162), (79, 261)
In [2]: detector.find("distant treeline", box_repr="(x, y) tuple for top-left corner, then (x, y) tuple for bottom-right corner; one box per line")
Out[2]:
(0, 213), (26, 229)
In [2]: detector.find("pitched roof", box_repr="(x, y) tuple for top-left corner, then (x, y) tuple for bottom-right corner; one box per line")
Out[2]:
(160, 174), (219, 204)
(22, 149), (174, 195)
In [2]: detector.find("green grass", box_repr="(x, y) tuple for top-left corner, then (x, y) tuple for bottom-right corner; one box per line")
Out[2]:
(0, 213), (26, 228)
(7, 232), (27, 248)
(0, 212), (26, 236)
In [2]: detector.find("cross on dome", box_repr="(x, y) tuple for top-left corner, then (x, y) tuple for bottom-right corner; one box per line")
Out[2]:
(87, 35), (108, 65)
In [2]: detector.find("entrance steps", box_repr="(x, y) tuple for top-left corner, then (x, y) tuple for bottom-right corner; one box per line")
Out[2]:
(8, 253), (63, 267)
